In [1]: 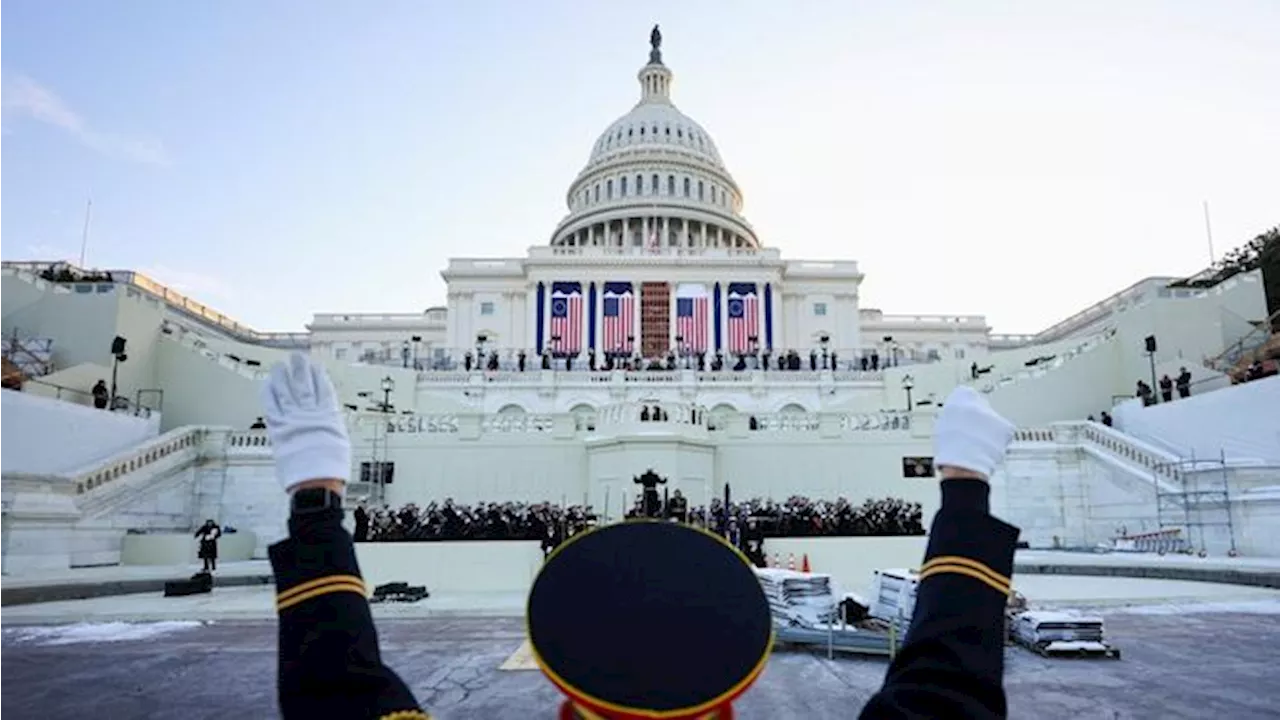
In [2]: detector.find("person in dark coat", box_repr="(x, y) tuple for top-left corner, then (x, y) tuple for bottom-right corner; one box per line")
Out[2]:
(92, 380), (109, 410)
(260, 352), (1020, 719)
(194, 519), (221, 572)
(353, 503), (370, 542)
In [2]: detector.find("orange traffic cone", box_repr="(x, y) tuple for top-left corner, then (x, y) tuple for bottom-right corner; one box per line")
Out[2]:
(801, 554), (811, 573)
(787, 553), (796, 571)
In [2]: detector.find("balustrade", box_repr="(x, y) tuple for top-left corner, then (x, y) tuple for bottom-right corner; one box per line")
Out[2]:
(70, 428), (205, 495)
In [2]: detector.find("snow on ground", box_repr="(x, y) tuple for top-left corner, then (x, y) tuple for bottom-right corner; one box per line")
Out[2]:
(1107, 598), (1280, 616)
(2, 621), (206, 646)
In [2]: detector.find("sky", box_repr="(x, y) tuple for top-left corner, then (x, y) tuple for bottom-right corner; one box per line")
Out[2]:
(3, 0), (1277, 336)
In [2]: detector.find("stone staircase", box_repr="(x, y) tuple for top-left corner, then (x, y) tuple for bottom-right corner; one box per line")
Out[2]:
(1, 426), (283, 573)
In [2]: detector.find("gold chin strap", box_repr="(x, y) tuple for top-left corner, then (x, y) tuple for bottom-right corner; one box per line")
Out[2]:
(571, 703), (724, 720)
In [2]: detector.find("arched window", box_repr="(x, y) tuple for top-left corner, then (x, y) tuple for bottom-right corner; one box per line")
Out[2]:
(683, 177), (690, 197)
(652, 174), (659, 194)
(594, 184), (600, 202)
(620, 176), (628, 195)
(710, 186), (717, 203)
(606, 179), (613, 199)
(636, 174), (643, 193)
(667, 175), (675, 195)
(640, 126), (646, 136)
(698, 181), (704, 200)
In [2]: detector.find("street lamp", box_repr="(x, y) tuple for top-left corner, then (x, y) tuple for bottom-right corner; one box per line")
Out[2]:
(902, 374), (915, 411)
(109, 335), (128, 409)
(378, 376), (394, 409)
(401, 340), (411, 368)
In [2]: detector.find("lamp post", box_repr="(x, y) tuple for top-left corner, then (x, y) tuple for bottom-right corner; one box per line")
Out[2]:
(109, 335), (128, 409)
(902, 374), (915, 411)
(401, 340), (411, 368)
(380, 375), (394, 413)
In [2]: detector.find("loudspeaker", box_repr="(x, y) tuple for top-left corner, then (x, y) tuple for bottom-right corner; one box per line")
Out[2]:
(111, 336), (127, 356)
(1144, 335), (1157, 353)
(164, 572), (213, 597)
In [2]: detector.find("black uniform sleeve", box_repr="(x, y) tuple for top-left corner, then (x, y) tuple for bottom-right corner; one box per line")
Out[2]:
(269, 506), (430, 720)
(859, 480), (1019, 720)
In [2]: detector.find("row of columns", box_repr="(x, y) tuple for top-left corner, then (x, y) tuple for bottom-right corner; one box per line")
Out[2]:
(559, 216), (752, 250)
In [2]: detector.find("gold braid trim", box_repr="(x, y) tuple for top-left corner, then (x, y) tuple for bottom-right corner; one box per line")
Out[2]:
(917, 555), (1011, 595)
(379, 710), (432, 720)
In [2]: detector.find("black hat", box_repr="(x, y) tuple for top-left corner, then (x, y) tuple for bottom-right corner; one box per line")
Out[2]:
(528, 520), (772, 719)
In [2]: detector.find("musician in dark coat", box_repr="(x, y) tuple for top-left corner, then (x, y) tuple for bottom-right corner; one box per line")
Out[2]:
(260, 350), (1020, 719)
(194, 519), (221, 572)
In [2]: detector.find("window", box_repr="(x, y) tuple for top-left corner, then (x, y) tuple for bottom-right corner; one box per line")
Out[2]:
(683, 177), (691, 197)
(677, 128), (684, 138)
(636, 174), (643, 193)
(640, 127), (646, 136)
(480, 301), (495, 316)
(813, 302), (828, 316)
(594, 184), (600, 201)
(698, 180), (704, 200)
(710, 187), (717, 203)
(665, 126), (670, 135)
(334, 347), (347, 360)
(620, 177), (628, 195)
(667, 175), (675, 194)
(606, 179), (613, 199)
(651, 174), (659, 194)
(955, 348), (966, 360)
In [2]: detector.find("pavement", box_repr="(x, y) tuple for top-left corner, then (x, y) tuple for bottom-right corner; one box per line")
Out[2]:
(4, 611), (1280, 719)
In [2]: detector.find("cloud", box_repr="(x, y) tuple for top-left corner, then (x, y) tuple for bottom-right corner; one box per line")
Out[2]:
(2, 74), (170, 167)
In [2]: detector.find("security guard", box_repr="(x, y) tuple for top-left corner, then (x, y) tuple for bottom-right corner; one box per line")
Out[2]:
(263, 353), (1018, 719)
(262, 353), (430, 720)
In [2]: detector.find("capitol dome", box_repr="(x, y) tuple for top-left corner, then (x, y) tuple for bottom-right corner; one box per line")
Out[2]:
(550, 27), (760, 251)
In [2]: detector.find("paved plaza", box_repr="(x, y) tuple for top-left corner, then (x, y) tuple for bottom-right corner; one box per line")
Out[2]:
(3, 609), (1279, 719)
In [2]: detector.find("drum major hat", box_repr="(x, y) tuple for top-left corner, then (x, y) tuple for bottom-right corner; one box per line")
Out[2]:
(527, 520), (773, 720)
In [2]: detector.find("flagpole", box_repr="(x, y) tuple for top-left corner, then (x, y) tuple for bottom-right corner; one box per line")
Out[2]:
(1202, 200), (1216, 265)
(78, 199), (93, 267)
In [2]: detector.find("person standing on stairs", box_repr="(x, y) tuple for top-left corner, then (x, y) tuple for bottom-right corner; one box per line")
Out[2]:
(194, 519), (222, 573)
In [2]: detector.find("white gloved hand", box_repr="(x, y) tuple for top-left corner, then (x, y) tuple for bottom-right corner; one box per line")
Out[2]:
(260, 352), (351, 493)
(933, 386), (1015, 478)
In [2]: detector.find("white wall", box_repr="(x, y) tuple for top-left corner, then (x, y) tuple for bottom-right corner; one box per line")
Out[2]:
(1113, 375), (1280, 463)
(356, 540), (545, 595)
(0, 389), (159, 475)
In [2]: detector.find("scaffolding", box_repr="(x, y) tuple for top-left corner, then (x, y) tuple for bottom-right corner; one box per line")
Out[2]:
(1153, 449), (1237, 556)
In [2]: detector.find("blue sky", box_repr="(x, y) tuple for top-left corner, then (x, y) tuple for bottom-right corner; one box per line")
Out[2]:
(4, 0), (1278, 335)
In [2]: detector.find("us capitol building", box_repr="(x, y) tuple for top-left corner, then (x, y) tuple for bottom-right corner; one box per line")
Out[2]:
(310, 27), (996, 374)
(3, 28), (1269, 570)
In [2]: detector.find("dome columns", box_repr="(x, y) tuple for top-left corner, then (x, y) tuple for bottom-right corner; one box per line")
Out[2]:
(556, 215), (755, 252)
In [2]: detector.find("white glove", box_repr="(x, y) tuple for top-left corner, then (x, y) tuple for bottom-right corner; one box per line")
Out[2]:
(260, 353), (351, 492)
(933, 386), (1014, 478)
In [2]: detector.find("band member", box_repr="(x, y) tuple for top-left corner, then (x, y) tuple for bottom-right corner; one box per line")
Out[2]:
(194, 519), (222, 573)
